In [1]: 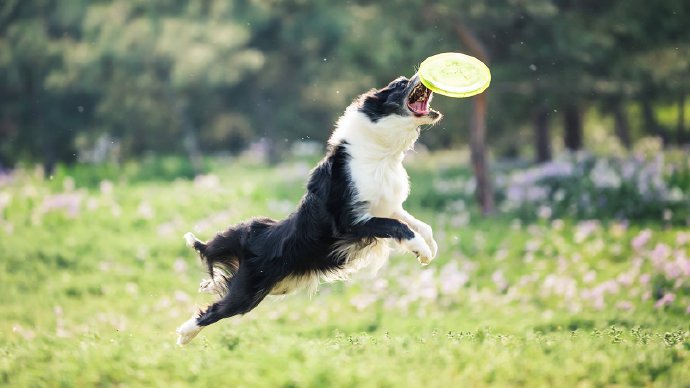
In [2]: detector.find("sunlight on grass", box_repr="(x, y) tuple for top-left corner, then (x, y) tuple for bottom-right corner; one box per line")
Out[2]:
(1, 153), (688, 386)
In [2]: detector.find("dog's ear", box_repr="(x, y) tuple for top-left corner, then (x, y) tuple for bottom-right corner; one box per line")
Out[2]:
(365, 88), (394, 105)
(358, 78), (409, 120)
(372, 89), (401, 114)
(379, 86), (408, 112)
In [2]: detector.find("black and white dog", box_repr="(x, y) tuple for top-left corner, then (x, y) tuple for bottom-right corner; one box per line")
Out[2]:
(176, 74), (442, 345)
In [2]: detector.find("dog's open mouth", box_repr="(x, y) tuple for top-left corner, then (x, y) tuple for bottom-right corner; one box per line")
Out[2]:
(407, 82), (433, 116)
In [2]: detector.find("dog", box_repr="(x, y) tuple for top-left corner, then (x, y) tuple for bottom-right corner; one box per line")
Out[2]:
(176, 74), (442, 345)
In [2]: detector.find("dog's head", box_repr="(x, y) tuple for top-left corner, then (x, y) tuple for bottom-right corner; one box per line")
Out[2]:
(357, 75), (442, 125)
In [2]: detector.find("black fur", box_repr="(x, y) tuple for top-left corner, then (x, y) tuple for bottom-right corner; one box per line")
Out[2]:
(189, 142), (416, 327)
(358, 77), (412, 122)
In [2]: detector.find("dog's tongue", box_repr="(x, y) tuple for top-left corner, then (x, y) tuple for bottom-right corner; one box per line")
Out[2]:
(410, 100), (428, 114)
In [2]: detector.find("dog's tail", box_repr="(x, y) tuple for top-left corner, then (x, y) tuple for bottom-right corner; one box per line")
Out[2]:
(184, 232), (241, 282)
(184, 232), (208, 253)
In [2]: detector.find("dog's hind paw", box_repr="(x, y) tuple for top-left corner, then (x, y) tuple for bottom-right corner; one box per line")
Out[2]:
(176, 317), (203, 346)
(183, 232), (197, 248)
(198, 278), (218, 294)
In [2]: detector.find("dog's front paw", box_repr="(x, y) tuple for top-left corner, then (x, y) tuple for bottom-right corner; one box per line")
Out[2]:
(176, 317), (203, 346)
(402, 233), (433, 266)
(417, 253), (434, 266)
(428, 238), (438, 260)
(417, 223), (438, 259)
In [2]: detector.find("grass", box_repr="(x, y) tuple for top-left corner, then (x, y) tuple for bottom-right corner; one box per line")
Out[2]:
(1, 152), (689, 387)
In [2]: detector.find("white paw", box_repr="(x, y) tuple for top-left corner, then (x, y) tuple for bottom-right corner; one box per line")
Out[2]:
(176, 317), (203, 346)
(428, 238), (438, 260)
(198, 278), (213, 294)
(184, 232), (197, 248)
(198, 278), (220, 294)
(402, 233), (433, 266)
(417, 223), (438, 259)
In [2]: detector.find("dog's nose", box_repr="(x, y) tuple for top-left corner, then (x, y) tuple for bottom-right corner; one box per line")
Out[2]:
(409, 73), (421, 84)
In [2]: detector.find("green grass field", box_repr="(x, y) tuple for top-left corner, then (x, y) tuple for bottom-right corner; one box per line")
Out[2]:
(1, 153), (689, 387)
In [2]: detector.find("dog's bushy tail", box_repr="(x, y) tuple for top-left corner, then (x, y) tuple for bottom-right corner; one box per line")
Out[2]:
(184, 232), (241, 282)
(184, 232), (208, 252)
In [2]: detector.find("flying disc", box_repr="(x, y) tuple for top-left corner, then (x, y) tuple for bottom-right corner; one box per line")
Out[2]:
(418, 52), (491, 98)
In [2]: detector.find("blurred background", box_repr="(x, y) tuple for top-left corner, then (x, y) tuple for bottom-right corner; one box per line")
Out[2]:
(2, 2), (690, 385)
(1, 0), (688, 170)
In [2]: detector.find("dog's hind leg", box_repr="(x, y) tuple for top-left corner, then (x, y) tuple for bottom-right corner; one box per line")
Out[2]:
(176, 265), (270, 345)
(176, 314), (204, 345)
(185, 232), (225, 294)
(184, 230), (242, 294)
(198, 276), (226, 295)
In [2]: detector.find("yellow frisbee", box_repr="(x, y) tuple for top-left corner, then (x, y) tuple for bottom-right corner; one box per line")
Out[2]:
(419, 52), (491, 98)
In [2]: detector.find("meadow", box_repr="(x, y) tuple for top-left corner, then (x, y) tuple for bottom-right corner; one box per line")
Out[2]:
(1, 150), (689, 387)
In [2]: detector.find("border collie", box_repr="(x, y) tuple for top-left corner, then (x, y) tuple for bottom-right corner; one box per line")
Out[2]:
(176, 74), (442, 345)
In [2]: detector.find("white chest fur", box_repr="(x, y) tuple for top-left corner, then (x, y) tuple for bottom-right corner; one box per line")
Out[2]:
(329, 108), (422, 222)
(346, 146), (409, 219)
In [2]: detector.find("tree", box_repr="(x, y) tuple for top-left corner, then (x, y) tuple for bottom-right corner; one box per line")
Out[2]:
(50, 1), (264, 159)
(454, 23), (494, 214)
(2, 0), (689, 175)
(0, 0), (89, 172)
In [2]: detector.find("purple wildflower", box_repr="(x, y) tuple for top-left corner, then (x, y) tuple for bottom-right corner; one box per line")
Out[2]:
(438, 262), (468, 295)
(654, 293), (676, 309)
(631, 229), (652, 251)
(492, 270), (508, 292)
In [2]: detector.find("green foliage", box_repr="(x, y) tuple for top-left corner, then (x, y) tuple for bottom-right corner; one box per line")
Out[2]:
(1, 1), (689, 167)
(1, 153), (689, 385)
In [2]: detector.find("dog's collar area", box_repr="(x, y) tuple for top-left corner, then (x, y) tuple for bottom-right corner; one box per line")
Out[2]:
(407, 82), (433, 116)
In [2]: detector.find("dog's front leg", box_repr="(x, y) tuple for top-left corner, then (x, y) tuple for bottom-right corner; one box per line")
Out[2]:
(348, 217), (433, 264)
(394, 210), (438, 264)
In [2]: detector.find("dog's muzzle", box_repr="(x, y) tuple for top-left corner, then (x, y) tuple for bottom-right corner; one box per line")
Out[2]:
(406, 75), (441, 121)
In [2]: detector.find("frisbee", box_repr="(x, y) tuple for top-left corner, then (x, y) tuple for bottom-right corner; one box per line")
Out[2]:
(418, 52), (491, 98)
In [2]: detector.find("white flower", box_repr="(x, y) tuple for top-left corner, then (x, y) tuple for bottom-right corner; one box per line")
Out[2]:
(590, 159), (621, 189)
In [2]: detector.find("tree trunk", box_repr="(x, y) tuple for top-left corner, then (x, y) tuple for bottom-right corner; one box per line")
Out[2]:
(677, 93), (686, 144)
(181, 128), (203, 175)
(169, 91), (203, 175)
(534, 105), (551, 163)
(454, 23), (494, 215)
(21, 65), (55, 176)
(178, 105), (203, 175)
(40, 103), (57, 177)
(640, 96), (667, 142)
(612, 102), (631, 149)
(563, 104), (583, 151)
(252, 91), (281, 165)
(470, 92), (494, 214)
